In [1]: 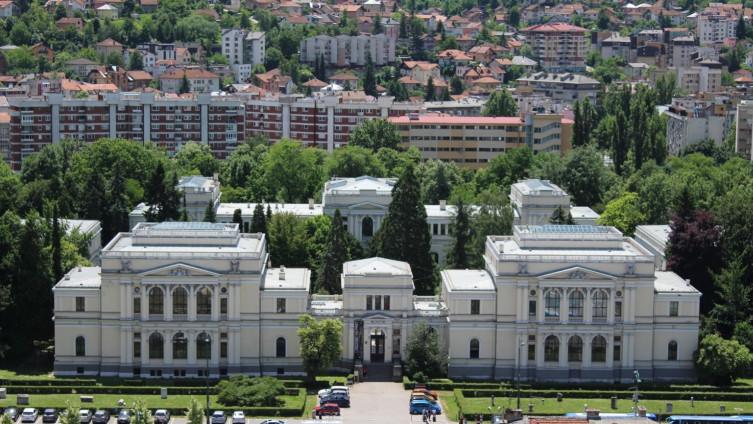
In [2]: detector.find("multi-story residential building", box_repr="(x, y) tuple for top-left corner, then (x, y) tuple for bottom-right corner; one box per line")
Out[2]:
(696, 4), (739, 46)
(0, 111), (9, 162)
(736, 99), (753, 160)
(53, 220), (700, 381)
(299, 34), (395, 67)
(134, 42), (176, 73)
(7, 92), (244, 169)
(159, 68), (220, 94)
(221, 30), (265, 83)
(516, 72), (600, 103)
(600, 34), (632, 62)
(672, 59), (723, 94)
(670, 36), (697, 67)
(665, 95), (733, 155)
(389, 113), (572, 168)
(522, 23), (587, 72)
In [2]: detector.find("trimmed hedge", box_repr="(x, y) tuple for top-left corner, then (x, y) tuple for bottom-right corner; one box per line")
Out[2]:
(1, 386), (302, 396)
(459, 389), (753, 402)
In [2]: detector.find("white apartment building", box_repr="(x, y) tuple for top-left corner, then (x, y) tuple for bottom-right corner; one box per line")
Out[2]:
(221, 30), (265, 83)
(53, 222), (700, 381)
(665, 97), (732, 155)
(672, 59), (723, 94)
(696, 10), (737, 45)
(516, 73), (601, 103)
(522, 23), (588, 72)
(736, 100), (753, 160)
(299, 34), (396, 67)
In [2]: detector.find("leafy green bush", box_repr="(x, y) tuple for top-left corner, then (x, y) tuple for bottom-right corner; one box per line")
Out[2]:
(216, 376), (285, 407)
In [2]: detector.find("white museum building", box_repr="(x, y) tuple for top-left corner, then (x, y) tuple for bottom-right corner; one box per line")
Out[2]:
(54, 198), (700, 381)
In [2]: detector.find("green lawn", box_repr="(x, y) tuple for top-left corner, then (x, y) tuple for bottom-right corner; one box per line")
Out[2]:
(455, 396), (753, 416)
(438, 391), (460, 421)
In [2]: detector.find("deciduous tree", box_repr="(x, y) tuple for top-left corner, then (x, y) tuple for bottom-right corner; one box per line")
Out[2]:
(298, 314), (343, 382)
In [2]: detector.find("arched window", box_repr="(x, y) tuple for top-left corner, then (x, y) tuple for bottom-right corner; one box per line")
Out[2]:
(173, 332), (187, 360)
(276, 337), (286, 358)
(545, 290), (560, 319)
(544, 335), (559, 362)
(173, 287), (188, 315)
(197, 332), (211, 360)
(197, 287), (212, 315)
(148, 287), (164, 315)
(668, 341), (678, 361)
(149, 332), (164, 359)
(592, 290), (608, 321)
(362, 216), (373, 237)
(569, 291), (584, 321)
(568, 335), (583, 362)
(592, 335), (607, 362)
(75, 336), (85, 357)
(469, 339), (480, 359)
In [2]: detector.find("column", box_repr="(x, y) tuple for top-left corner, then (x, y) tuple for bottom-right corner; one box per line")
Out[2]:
(585, 289), (592, 323)
(606, 335), (614, 368)
(165, 331), (173, 365)
(188, 288), (196, 321)
(558, 335), (567, 367)
(120, 285), (128, 319)
(326, 106), (334, 153)
(559, 290), (566, 323)
(537, 288), (544, 322)
(140, 335), (148, 365)
(211, 288), (220, 321)
(583, 335), (591, 367)
(140, 290), (148, 321)
(607, 290), (615, 324)
(536, 333), (544, 367)
(165, 287), (173, 321)
(384, 328), (393, 363)
(109, 104), (116, 138)
(120, 329), (128, 364)
(232, 284), (241, 320)
(345, 320), (354, 360)
(516, 286), (524, 321)
(231, 330), (241, 365)
(187, 331), (197, 364)
(211, 331), (220, 368)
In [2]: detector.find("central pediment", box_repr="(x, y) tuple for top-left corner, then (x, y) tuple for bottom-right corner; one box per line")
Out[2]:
(346, 201), (389, 211)
(138, 263), (221, 278)
(539, 266), (617, 281)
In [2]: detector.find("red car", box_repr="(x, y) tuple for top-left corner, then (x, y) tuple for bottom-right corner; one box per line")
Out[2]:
(314, 403), (341, 416)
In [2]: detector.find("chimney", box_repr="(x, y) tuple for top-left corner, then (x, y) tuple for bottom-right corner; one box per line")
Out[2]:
(279, 265), (286, 281)
(308, 198), (315, 210)
(439, 199), (446, 210)
(586, 409), (600, 420)
(638, 407), (647, 417)
(213, 172), (219, 182)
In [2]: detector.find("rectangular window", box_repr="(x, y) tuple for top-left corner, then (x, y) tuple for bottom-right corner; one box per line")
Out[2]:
(471, 299), (481, 315)
(276, 298), (286, 313)
(669, 301), (679, 317)
(366, 295), (373, 311)
(384, 295), (390, 311)
(375, 295), (382, 310)
(75, 297), (85, 312)
(220, 298), (228, 315)
(133, 297), (141, 314)
(134, 341), (141, 358)
(528, 299), (537, 319)
(220, 342), (228, 359)
(528, 335), (536, 361)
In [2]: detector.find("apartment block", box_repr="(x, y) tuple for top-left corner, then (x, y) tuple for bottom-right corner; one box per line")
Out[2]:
(696, 4), (739, 46)
(7, 93), (244, 170)
(736, 100), (753, 160)
(516, 72), (600, 103)
(665, 96), (733, 155)
(389, 113), (572, 168)
(221, 29), (266, 83)
(159, 68), (221, 94)
(522, 23), (587, 72)
(672, 59), (723, 94)
(299, 34), (396, 67)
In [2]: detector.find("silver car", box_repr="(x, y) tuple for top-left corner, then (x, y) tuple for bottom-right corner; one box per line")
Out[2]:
(210, 411), (225, 424)
(20, 409), (38, 423)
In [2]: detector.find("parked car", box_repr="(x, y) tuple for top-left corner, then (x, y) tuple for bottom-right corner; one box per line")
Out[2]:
(153, 410), (169, 424)
(79, 410), (93, 424)
(259, 420), (285, 424)
(320, 394), (350, 408)
(314, 403), (340, 417)
(231, 411), (244, 424)
(20, 409), (38, 423)
(42, 409), (58, 424)
(410, 393), (437, 403)
(5, 408), (19, 422)
(210, 411), (226, 424)
(92, 410), (110, 424)
(409, 399), (441, 415)
(116, 410), (130, 424)
(412, 388), (439, 399)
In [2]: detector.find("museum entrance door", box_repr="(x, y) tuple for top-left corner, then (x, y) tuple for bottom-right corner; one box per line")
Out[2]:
(370, 329), (385, 363)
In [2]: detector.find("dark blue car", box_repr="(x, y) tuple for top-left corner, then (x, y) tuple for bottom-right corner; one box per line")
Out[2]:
(409, 399), (441, 415)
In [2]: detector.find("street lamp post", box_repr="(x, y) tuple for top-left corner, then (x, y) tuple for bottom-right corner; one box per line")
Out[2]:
(517, 341), (525, 410)
(204, 334), (211, 424)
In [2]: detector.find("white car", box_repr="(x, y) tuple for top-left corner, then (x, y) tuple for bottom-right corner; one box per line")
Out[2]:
(259, 420), (285, 424)
(78, 410), (92, 424)
(210, 411), (226, 424)
(20, 409), (38, 423)
(231, 411), (244, 424)
(318, 385), (349, 398)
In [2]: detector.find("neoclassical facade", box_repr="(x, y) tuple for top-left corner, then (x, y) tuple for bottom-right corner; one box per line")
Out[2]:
(54, 221), (700, 382)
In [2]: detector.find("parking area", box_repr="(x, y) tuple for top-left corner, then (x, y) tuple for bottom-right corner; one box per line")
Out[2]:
(5, 383), (454, 424)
